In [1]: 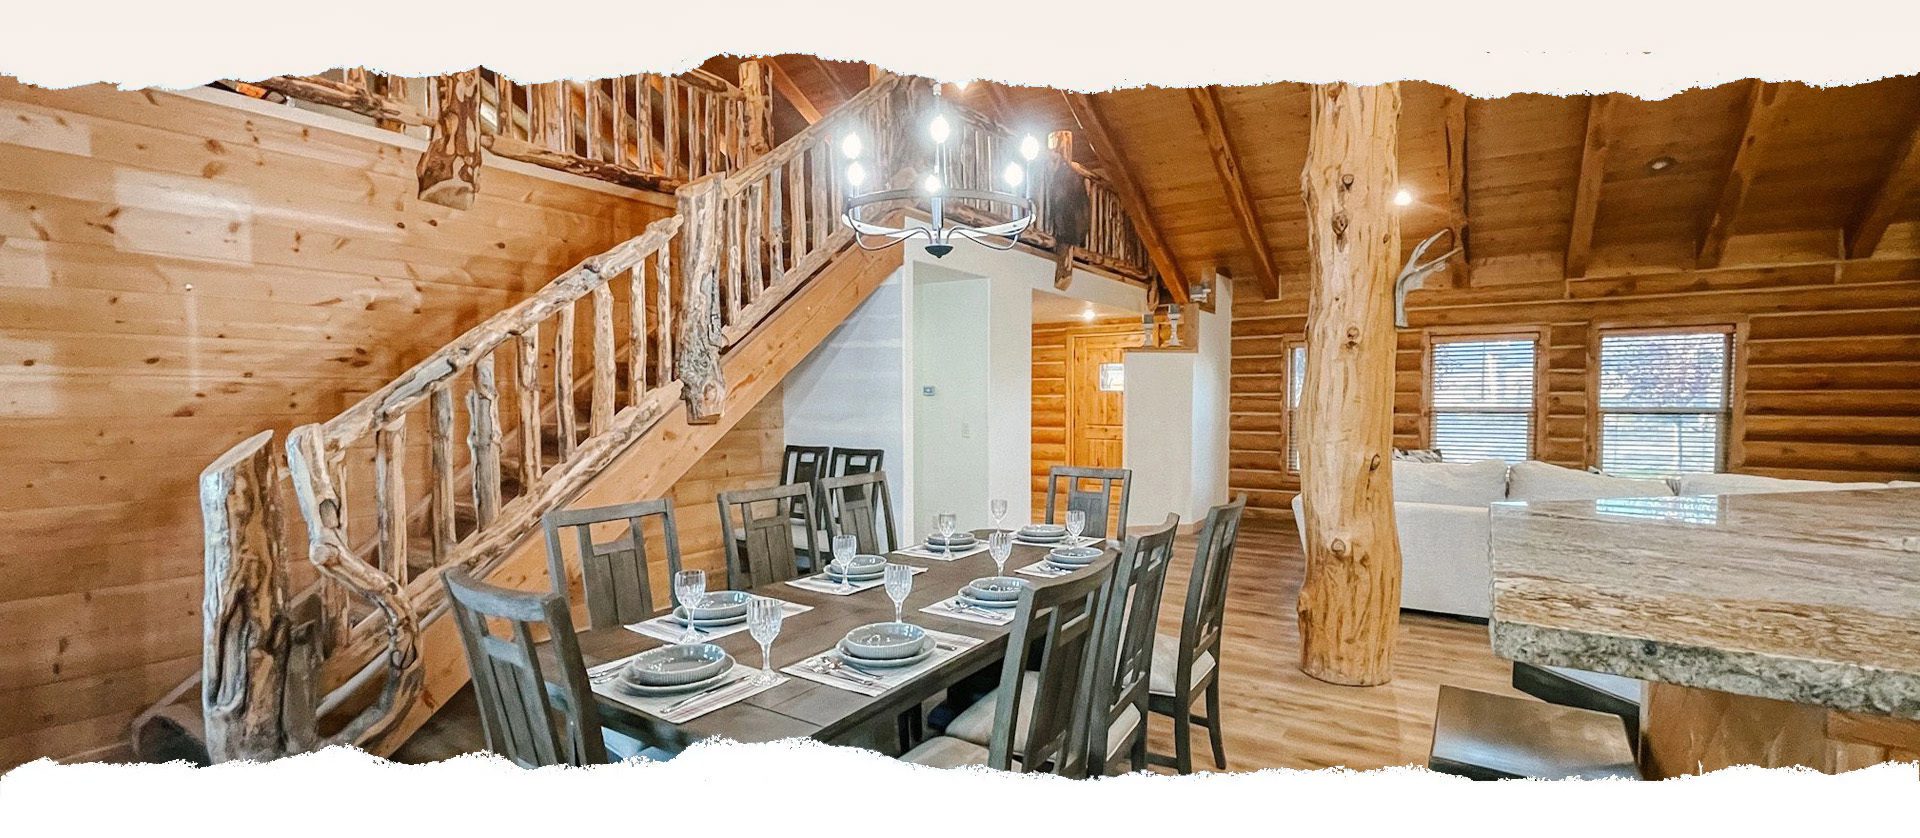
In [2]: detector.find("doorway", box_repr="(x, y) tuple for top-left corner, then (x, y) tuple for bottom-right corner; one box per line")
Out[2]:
(1067, 331), (1141, 470)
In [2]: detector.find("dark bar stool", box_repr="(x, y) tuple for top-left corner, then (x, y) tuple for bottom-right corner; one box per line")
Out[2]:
(1427, 685), (1641, 780)
(1511, 662), (1642, 751)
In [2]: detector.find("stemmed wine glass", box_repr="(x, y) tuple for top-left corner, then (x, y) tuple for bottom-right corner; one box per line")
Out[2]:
(1065, 509), (1087, 546)
(988, 530), (1014, 578)
(883, 563), (914, 623)
(935, 512), (958, 559)
(989, 499), (1009, 532)
(830, 534), (858, 593)
(746, 597), (785, 686)
(672, 569), (707, 644)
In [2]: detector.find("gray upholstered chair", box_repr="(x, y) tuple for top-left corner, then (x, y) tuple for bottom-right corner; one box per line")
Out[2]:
(820, 470), (898, 555)
(1147, 494), (1246, 773)
(718, 482), (825, 589)
(1043, 465), (1131, 539)
(901, 560), (1114, 775)
(541, 498), (683, 630)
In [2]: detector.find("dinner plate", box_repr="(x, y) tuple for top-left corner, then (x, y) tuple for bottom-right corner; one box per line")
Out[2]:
(925, 532), (978, 546)
(1047, 545), (1102, 565)
(961, 576), (1025, 602)
(835, 645), (935, 671)
(1019, 524), (1067, 537)
(840, 622), (930, 659)
(669, 607), (749, 628)
(623, 643), (733, 687)
(614, 668), (734, 697)
(957, 591), (1018, 610)
(684, 590), (751, 621)
(824, 566), (885, 582)
(1014, 535), (1067, 547)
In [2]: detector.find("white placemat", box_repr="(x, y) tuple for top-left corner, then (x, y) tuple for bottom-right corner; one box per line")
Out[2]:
(921, 595), (1017, 626)
(624, 598), (814, 643)
(783, 565), (928, 596)
(781, 629), (984, 697)
(589, 659), (787, 724)
(1013, 559), (1082, 580)
(895, 542), (990, 561)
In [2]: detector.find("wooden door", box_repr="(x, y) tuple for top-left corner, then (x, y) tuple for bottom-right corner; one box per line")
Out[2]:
(1067, 332), (1140, 467)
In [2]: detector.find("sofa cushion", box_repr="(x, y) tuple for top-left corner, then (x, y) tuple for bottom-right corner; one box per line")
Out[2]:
(1391, 459), (1510, 506)
(1676, 472), (1896, 496)
(1507, 461), (1673, 501)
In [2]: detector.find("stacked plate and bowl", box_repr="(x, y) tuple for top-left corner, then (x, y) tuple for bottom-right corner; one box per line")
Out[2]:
(612, 643), (736, 696)
(1013, 523), (1069, 547)
(957, 575), (1026, 611)
(837, 622), (935, 670)
(924, 530), (978, 552)
(825, 553), (887, 584)
(671, 590), (751, 631)
(1042, 544), (1103, 573)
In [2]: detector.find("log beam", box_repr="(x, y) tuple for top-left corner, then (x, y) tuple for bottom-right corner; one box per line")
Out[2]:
(418, 69), (482, 210)
(808, 56), (853, 104)
(1188, 86), (1280, 300)
(1698, 80), (1783, 268)
(767, 59), (825, 125)
(1441, 88), (1472, 287)
(1296, 82), (1403, 687)
(1062, 92), (1191, 303)
(1845, 112), (1920, 259)
(738, 60), (776, 160)
(252, 75), (425, 126)
(1566, 93), (1617, 278)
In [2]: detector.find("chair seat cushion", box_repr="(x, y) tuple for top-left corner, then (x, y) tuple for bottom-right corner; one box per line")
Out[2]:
(946, 672), (1141, 761)
(602, 728), (674, 763)
(901, 736), (1012, 770)
(1148, 633), (1216, 695)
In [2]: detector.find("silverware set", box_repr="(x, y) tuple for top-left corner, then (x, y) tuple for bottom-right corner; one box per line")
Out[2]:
(660, 674), (757, 716)
(942, 600), (1009, 621)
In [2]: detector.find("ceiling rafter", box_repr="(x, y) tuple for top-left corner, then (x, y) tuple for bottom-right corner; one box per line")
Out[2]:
(1062, 92), (1192, 304)
(1844, 113), (1920, 259)
(766, 58), (824, 124)
(1698, 80), (1784, 268)
(808, 56), (853, 104)
(1566, 93), (1618, 279)
(1188, 86), (1280, 300)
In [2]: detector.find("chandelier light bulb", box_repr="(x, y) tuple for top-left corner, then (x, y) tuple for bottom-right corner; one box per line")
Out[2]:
(1003, 162), (1024, 188)
(841, 133), (863, 160)
(923, 174), (943, 195)
(1020, 135), (1040, 161)
(929, 114), (951, 144)
(847, 162), (867, 188)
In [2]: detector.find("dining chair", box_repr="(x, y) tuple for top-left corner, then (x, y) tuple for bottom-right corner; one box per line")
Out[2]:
(781, 444), (831, 519)
(541, 499), (683, 630)
(901, 560), (1115, 775)
(1085, 513), (1181, 775)
(819, 470), (898, 555)
(443, 568), (612, 767)
(1146, 495), (1245, 773)
(1043, 465), (1132, 539)
(718, 482), (825, 589)
(827, 447), (885, 481)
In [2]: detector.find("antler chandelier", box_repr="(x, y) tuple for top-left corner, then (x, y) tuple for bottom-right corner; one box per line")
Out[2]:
(840, 86), (1042, 258)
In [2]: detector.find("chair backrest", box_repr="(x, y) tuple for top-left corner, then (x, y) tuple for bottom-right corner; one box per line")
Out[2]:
(828, 447), (885, 480)
(718, 482), (824, 589)
(443, 568), (605, 767)
(980, 561), (1115, 776)
(1175, 495), (1247, 684)
(542, 499), (683, 630)
(1044, 466), (1132, 539)
(1086, 513), (1180, 772)
(782, 444), (831, 522)
(820, 470), (898, 555)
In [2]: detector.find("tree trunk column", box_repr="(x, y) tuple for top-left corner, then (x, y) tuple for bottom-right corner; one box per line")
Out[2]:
(1296, 82), (1403, 687)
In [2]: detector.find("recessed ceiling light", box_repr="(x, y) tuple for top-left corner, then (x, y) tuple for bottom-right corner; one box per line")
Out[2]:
(1646, 156), (1678, 174)
(1393, 189), (1414, 207)
(1081, 308), (1097, 322)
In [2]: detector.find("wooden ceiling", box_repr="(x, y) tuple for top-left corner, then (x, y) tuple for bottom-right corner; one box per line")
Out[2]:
(703, 57), (1920, 297)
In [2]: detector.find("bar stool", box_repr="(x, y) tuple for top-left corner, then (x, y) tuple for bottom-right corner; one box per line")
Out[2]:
(1427, 685), (1641, 780)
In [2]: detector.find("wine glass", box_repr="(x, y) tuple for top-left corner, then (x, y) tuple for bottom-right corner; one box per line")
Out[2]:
(883, 563), (914, 623)
(988, 530), (1014, 577)
(746, 597), (785, 686)
(671, 569), (707, 644)
(830, 534), (858, 592)
(935, 512), (958, 559)
(989, 498), (1009, 532)
(1065, 509), (1087, 546)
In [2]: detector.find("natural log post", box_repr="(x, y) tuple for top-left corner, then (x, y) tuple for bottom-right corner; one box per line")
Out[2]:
(738, 60), (775, 161)
(201, 431), (303, 761)
(418, 69), (482, 210)
(676, 175), (727, 423)
(1296, 82), (1403, 687)
(468, 352), (502, 528)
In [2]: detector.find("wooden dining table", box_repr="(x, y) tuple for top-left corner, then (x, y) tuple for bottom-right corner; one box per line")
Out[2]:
(575, 531), (1113, 751)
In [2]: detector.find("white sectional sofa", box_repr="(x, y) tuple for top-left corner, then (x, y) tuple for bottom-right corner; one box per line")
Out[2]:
(1291, 460), (1918, 619)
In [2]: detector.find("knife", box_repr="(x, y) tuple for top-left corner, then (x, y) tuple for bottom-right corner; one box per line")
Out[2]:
(660, 674), (752, 714)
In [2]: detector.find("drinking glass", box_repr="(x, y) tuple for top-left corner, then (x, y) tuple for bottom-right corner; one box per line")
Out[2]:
(831, 534), (858, 592)
(935, 512), (958, 559)
(988, 530), (1014, 577)
(883, 563), (914, 623)
(1065, 509), (1088, 545)
(671, 569), (707, 644)
(746, 597), (785, 686)
(989, 498), (1009, 532)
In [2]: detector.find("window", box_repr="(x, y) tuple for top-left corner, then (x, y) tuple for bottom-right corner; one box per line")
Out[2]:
(1097, 363), (1125, 392)
(1427, 336), (1539, 463)
(1596, 328), (1734, 477)
(1285, 340), (1307, 473)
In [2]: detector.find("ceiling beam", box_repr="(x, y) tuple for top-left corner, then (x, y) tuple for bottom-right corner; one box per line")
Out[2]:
(1698, 80), (1783, 268)
(1845, 113), (1920, 259)
(1566, 93), (1618, 279)
(766, 59), (823, 124)
(1441, 88), (1472, 287)
(1062, 92), (1191, 304)
(808, 56), (853, 104)
(1188, 86), (1280, 300)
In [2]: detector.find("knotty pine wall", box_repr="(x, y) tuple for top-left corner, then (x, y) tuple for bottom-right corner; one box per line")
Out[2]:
(0, 79), (676, 767)
(1229, 249), (1920, 517)
(1031, 317), (1145, 515)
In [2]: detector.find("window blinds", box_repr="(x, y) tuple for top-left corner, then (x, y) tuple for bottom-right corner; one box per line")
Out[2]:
(1597, 331), (1732, 477)
(1429, 338), (1537, 463)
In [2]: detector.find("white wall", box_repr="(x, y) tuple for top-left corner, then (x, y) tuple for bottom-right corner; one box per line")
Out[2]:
(911, 264), (992, 540)
(782, 267), (909, 521)
(1121, 279), (1234, 529)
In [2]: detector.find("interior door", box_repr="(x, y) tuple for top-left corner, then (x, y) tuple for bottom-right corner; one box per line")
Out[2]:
(1067, 332), (1140, 468)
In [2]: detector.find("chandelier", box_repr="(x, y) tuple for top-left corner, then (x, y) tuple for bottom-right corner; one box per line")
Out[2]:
(840, 87), (1042, 258)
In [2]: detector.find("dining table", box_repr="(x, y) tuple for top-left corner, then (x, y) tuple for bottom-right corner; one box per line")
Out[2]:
(574, 529), (1112, 752)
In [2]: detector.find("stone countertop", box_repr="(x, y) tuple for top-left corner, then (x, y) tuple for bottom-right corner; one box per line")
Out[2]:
(1487, 488), (1920, 719)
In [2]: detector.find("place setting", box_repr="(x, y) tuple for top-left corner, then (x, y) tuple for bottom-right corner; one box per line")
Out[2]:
(786, 535), (927, 595)
(1011, 510), (1102, 549)
(590, 595), (793, 724)
(1015, 542), (1105, 579)
(894, 512), (992, 561)
(626, 568), (813, 643)
(921, 570), (1026, 626)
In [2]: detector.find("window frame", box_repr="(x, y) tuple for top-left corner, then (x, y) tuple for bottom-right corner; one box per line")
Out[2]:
(1586, 321), (1745, 477)
(1282, 336), (1307, 475)
(1420, 327), (1549, 464)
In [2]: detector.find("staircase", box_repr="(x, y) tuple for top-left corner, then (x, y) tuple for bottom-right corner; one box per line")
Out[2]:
(154, 72), (1158, 764)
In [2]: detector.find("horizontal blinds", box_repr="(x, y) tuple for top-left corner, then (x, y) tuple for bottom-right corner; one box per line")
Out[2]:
(1597, 331), (1732, 477)
(1429, 338), (1536, 463)
(1286, 345), (1307, 472)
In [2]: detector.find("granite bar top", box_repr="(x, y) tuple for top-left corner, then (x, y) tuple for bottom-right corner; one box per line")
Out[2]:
(1488, 488), (1920, 719)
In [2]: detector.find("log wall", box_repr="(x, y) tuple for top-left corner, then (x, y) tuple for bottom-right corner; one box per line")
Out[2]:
(1030, 317), (1143, 515)
(0, 79), (671, 767)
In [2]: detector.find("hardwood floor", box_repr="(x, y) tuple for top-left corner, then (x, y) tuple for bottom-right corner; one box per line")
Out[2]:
(396, 518), (1522, 769)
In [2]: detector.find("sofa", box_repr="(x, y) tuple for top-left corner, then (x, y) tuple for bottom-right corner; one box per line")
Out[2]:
(1291, 460), (1918, 620)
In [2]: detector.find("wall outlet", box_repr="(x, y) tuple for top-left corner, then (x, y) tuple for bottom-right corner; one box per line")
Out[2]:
(922, 385), (936, 396)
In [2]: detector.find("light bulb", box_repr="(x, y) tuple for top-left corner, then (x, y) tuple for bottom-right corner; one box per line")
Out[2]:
(923, 174), (943, 195)
(1003, 162), (1024, 188)
(841, 132), (863, 160)
(1020, 135), (1040, 161)
(1393, 188), (1414, 206)
(928, 114), (951, 144)
(954, 80), (972, 91)
(847, 162), (866, 188)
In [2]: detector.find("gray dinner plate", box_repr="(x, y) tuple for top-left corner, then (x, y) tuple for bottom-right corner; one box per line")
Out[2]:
(623, 643), (733, 687)
(925, 533), (977, 546)
(615, 668), (734, 697)
(835, 645), (935, 670)
(840, 622), (930, 659)
(685, 590), (751, 621)
(962, 576), (1025, 602)
(670, 607), (748, 628)
(957, 591), (1018, 610)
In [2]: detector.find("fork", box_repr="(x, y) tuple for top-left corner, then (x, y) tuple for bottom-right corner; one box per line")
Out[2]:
(810, 657), (881, 688)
